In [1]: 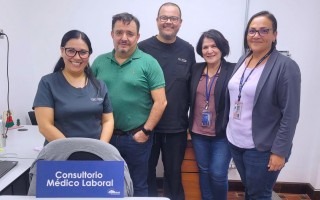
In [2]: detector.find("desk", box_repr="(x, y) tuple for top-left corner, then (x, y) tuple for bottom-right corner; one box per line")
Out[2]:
(0, 158), (34, 193)
(0, 126), (44, 193)
(0, 125), (44, 159)
(0, 196), (170, 200)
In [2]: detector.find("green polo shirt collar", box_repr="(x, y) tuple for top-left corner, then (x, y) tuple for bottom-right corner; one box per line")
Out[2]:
(106, 47), (143, 67)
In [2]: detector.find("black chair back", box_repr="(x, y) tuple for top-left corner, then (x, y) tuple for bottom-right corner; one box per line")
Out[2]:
(67, 151), (103, 160)
(28, 111), (37, 125)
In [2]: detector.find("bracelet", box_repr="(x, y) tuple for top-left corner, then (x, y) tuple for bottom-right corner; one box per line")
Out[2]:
(141, 127), (152, 136)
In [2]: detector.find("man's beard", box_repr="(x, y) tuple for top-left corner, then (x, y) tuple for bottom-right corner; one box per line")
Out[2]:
(161, 32), (175, 41)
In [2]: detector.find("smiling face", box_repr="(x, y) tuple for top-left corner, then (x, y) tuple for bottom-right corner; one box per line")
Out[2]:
(202, 37), (222, 66)
(111, 20), (140, 58)
(156, 4), (182, 43)
(60, 38), (90, 74)
(247, 16), (277, 55)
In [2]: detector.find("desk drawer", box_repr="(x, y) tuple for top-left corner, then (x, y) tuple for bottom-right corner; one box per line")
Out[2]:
(184, 146), (196, 160)
(182, 173), (201, 200)
(182, 138), (201, 199)
(181, 160), (198, 173)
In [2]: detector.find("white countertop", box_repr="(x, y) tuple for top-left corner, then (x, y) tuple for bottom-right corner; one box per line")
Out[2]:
(0, 125), (44, 159)
(0, 125), (44, 192)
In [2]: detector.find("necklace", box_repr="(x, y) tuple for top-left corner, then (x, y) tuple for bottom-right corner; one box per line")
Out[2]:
(62, 70), (87, 88)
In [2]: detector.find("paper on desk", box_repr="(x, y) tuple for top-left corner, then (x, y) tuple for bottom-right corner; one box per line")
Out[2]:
(34, 146), (43, 151)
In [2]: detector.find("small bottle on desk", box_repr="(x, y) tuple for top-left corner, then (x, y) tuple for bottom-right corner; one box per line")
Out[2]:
(0, 115), (6, 148)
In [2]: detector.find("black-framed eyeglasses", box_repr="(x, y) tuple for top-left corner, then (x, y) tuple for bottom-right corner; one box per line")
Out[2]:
(64, 47), (90, 59)
(158, 15), (180, 23)
(248, 28), (272, 36)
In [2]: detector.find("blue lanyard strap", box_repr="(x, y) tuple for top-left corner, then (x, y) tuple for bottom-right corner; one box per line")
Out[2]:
(205, 64), (221, 109)
(238, 51), (272, 101)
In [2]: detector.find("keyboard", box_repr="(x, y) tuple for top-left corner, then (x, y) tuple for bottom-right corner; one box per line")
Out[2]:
(0, 160), (18, 179)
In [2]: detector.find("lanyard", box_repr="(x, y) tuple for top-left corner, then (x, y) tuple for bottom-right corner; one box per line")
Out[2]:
(205, 64), (221, 109)
(238, 51), (272, 101)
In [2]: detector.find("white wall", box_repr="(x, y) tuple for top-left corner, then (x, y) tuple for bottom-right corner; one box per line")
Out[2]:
(0, 0), (319, 189)
(0, 0), (245, 122)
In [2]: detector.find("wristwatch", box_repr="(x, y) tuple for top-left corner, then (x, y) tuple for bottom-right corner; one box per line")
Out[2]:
(141, 127), (152, 136)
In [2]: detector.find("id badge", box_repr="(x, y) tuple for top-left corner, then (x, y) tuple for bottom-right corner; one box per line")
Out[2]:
(201, 110), (212, 127)
(233, 101), (243, 120)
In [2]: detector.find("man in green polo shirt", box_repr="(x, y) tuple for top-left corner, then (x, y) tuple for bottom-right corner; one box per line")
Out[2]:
(91, 12), (167, 197)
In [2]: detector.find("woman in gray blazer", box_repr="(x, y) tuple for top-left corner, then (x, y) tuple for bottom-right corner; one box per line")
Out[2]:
(226, 11), (301, 199)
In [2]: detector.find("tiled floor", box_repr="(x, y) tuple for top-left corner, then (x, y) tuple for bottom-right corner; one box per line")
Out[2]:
(276, 193), (311, 200)
(227, 192), (311, 200)
(158, 187), (311, 199)
(157, 189), (311, 199)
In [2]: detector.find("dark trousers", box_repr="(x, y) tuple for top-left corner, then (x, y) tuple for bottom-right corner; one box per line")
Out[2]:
(148, 131), (187, 200)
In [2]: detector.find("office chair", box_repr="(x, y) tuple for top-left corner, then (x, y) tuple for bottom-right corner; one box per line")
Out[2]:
(28, 111), (37, 125)
(27, 138), (133, 197)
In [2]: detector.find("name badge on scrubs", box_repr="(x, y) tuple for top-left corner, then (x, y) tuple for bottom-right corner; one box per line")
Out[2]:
(233, 101), (243, 120)
(201, 110), (212, 127)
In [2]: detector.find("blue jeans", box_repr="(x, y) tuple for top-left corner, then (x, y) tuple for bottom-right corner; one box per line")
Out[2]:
(229, 143), (281, 200)
(110, 132), (153, 197)
(191, 134), (231, 200)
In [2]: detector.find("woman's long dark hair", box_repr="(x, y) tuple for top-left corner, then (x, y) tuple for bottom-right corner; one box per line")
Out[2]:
(53, 30), (100, 95)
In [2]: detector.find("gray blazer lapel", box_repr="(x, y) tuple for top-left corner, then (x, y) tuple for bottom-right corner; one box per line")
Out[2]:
(253, 50), (279, 105)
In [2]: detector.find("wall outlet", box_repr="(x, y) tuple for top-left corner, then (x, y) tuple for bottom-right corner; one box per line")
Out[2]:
(0, 29), (4, 39)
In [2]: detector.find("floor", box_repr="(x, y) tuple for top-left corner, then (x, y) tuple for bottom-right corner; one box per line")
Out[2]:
(227, 191), (311, 200)
(158, 189), (311, 200)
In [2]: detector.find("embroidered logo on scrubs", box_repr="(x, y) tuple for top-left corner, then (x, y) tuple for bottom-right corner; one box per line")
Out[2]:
(90, 97), (103, 102)
(178, 58), (187, 63)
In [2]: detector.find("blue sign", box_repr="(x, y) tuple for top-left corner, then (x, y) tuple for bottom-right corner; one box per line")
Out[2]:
(36, 160), (124, 198)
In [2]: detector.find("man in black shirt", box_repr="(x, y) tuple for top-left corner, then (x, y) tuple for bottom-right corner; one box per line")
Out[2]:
(138, 2), (196, 200)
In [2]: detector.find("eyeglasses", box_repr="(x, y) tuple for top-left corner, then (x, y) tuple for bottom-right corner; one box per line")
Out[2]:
(158, 15), (180, 23)
(248, 28), (272, 36)
(64, 48), (90, 59)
